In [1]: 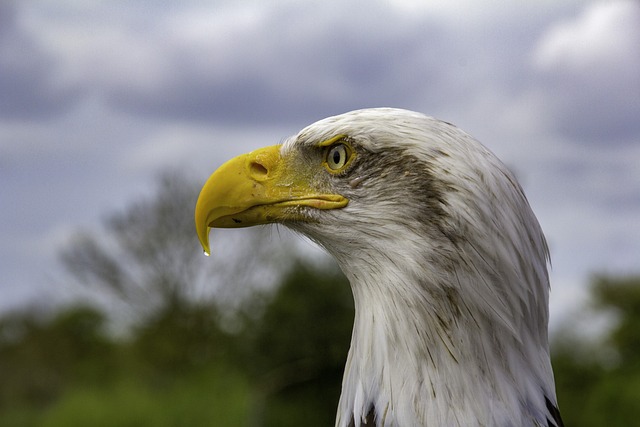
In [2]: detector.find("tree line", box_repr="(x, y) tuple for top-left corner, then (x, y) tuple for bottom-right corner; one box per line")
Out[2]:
(0, 172), (638, 426)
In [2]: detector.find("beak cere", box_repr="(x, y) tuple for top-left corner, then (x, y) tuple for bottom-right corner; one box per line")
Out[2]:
(195, 144), (348, 255)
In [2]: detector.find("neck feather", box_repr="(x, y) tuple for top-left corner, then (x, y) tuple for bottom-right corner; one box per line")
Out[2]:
(334, 257), (556, 427)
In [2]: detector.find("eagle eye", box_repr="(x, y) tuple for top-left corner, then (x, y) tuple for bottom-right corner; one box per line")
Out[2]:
(324, 143), (353, 172)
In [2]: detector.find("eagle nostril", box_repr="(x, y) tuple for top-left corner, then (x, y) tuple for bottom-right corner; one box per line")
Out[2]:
(250, 161), (269, 179)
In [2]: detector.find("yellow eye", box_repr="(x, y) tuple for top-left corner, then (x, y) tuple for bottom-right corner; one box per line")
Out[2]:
(325, 143), (351, 172)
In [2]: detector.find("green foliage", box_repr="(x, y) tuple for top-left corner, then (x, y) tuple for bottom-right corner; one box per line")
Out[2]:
(243, 260), (353, 426)
(20, 171), (352, 426)
(0, 305), (114, 409)
(132, 300), (231, 377)
(41, 368), (251, 427)
(552, 275), (640, 427)
(0, 259), (352, 426)
(551, 336), (605, 426)
(592, 275), (640, 368)
(42, 383), (164, 427)
(4, 172), (638, 426)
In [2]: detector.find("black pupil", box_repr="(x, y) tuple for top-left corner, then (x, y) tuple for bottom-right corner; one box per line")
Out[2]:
(332, 148), (342, 164)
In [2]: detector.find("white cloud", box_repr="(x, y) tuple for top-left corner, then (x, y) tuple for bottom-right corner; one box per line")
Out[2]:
(120, 122), (292, 178)
(529, 0), (640, 142)
(1, 0), (639, 328)
(533, 0), (640, 72)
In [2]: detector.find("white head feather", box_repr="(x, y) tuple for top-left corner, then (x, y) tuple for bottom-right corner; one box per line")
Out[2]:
(282, 108), (561, 427)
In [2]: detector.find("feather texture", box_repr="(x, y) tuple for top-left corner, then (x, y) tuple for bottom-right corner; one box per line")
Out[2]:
(282, 109), (562, 426)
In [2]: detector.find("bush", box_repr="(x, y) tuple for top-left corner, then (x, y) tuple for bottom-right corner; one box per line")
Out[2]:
(42, 367), (251, 427)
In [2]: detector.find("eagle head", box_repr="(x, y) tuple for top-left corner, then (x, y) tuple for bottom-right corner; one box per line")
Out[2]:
(195, 108), (562, 427)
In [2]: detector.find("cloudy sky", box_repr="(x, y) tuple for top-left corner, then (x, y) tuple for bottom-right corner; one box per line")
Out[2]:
(1, 0), (639, 331)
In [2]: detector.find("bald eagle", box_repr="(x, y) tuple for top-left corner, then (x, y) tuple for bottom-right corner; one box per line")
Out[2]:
(195, 108), (563, 427)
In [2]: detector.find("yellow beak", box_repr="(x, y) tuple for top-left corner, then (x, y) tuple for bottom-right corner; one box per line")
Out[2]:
(195, 145), (348, 255)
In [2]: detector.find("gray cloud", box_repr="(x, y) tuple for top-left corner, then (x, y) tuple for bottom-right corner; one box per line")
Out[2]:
(19, 0), (541, 127)
(0, 2), (82, 119)
(1, 0), (639, 324)
(530, 0), (640, 143)
(7, 0), (638, 144)
(98, 6), (457, 125)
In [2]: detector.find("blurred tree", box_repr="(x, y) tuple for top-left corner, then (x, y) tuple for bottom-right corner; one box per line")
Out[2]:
(0, 305), (113, 410)
(51, 169), (321, 425)
(59, 171), (206, 317)
(59, 170), (293, 324)
(32, 169), (640, 427)
(592, 275), (640, 369)
(553, 275), (640, 427)
(132, 299), (231, 377)
(237, 260), (353, 427)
